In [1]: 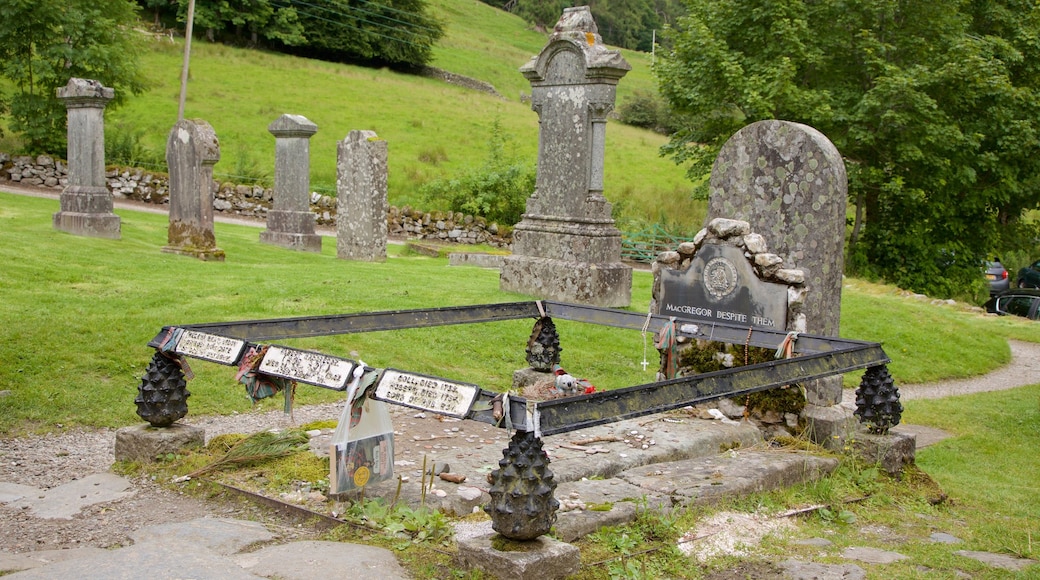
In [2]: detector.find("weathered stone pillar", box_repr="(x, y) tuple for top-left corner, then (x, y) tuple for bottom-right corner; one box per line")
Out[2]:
(336, 130), (388, 262)
(52, 78), (120, 239)
(707, 120), (851, 444)
(260, 114), (321, 252)
(500, 6), (632, 307)
(162, 119), (225, 261)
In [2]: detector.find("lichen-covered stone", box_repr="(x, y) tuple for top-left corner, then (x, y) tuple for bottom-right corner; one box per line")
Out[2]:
(501, 6), (631, 307)
(707, 218), (750, 238)
(261, 114), (320, 252)
(774, 268), (805, 284)
(53, 78), (120, 239)
(337, 130), (388, 262)
(708, 121), (847, 338)
(743, 233), (768, 254)
(163, 118), (224, 261)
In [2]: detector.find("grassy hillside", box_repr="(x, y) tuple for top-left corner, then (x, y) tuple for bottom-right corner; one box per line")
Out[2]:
(90, 0), (702, 230)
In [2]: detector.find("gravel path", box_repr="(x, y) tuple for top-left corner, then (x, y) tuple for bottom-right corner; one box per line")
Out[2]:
(842, 339), (1040, 405)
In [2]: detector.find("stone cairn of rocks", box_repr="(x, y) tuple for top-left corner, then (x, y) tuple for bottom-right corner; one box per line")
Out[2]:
(652, 217), (809, 439)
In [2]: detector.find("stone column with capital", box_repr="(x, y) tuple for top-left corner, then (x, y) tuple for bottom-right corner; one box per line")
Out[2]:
(260, 114), (321, 252)
(499, 6), (632, 307)
(53, 78), (121, 239)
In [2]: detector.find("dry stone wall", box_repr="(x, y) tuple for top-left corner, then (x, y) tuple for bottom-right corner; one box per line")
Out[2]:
(0, 152), (512, 247)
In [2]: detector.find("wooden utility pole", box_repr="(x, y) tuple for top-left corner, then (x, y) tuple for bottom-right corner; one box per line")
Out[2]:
(177, 0), (196, 121)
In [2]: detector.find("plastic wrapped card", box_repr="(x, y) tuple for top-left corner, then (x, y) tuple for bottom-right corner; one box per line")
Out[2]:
(330, 367), (394, 496)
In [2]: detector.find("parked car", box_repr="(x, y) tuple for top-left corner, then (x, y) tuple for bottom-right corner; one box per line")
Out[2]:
(984, 289), (1040, 321)
(1017, 259), (1040, 289)
(985, 259), (1010, 295)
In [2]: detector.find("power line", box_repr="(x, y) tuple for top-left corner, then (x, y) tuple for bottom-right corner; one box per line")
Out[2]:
(271, 0), (432, 49)
(277, 0), (438, 41)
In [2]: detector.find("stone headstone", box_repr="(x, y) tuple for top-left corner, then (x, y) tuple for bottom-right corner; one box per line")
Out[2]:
(708, 120), (847, 405)
(163, 119), (225, 261)
(260, 114), (321, 252)
(499, 6), (632, 307)
(52, 78), (120, 239)
(708, 120), (847, 337)
(336, 130), (388, 262)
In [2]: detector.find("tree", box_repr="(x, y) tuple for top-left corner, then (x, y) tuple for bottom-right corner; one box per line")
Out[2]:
(180, 0), (305, 46)
(273, 0), (444, 67)
(0, 0), (146, 154)
(484, 0), (686, 52)
(657, 0), (1040, 297)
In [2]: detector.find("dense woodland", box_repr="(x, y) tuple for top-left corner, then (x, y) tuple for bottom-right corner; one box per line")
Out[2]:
(478, 0), (686, 51)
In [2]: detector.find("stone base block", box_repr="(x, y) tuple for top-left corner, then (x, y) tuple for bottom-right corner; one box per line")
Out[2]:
(449, 252), (505, 269)
(801, 404), (857, 451)
(500, 255), (631, 307)
(161, 245), (226, 261)
(805, 376), (843, 407)
(851, 427), (916, 477)
(53, 212), (121, 239)
(457, 532), (580, 580)
(259, 230), (322, 252)
(512, 367), (552, 391)
(114, 423), (205, 463)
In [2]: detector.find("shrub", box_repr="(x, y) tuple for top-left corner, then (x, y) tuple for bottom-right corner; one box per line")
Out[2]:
(419, 119), (534, 225)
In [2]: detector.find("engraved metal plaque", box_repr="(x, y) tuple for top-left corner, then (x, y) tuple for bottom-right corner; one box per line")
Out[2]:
(258, 346), (355, 390)
(374, 369), (480, 418)
(658, 244), (787, 330)
(174, 330), (246, 365)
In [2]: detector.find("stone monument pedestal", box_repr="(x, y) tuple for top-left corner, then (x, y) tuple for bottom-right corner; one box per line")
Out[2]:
(53, 186), (121, 238)
(802, 404), (858, 452)
(499, 7), (632, 307)
(261, 114), (321, 252)
(851, 427), (916, 477)
(501, 255), (631, 308)
(458, 532), (580, 580)
(53, 78), (120, 239)
(114, 423), (205, 463)
(260, 210), (321, 252)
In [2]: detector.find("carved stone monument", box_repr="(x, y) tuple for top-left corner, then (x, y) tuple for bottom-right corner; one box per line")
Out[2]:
(709, 121), (847, 340)
(678, 120), (852, 447)
(260, 114), (321, 252)
(707, 120), (847, 409)
(499, 6), (632, 307)
(163, 119), (225, 261)
(53, 78), (120, 239)
(336, 130), (388, 262)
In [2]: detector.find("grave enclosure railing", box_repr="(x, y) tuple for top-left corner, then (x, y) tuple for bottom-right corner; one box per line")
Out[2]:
(136, 300), (895, 540)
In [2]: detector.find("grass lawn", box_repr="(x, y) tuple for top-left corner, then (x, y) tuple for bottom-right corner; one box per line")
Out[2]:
(2, 189), (1039, 434)
(3, 189), (1039, 578)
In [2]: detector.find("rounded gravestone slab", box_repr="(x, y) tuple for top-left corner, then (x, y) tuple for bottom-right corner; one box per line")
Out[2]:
(708, 120), (847, 338)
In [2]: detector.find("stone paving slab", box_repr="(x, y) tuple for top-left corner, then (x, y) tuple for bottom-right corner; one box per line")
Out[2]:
(0, 547), (108, 574)
(233, 540), (411, 580)
(0, 482), (38, 504)
(355, 413), (762, 516)
(954, 550), (1039, 572)
(618, 448), (839, 505)
(4, 473), (134, 519)
(1, 540), (267, 580)
(129, 517), (274, 556)
(458, 532), (580, 580)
